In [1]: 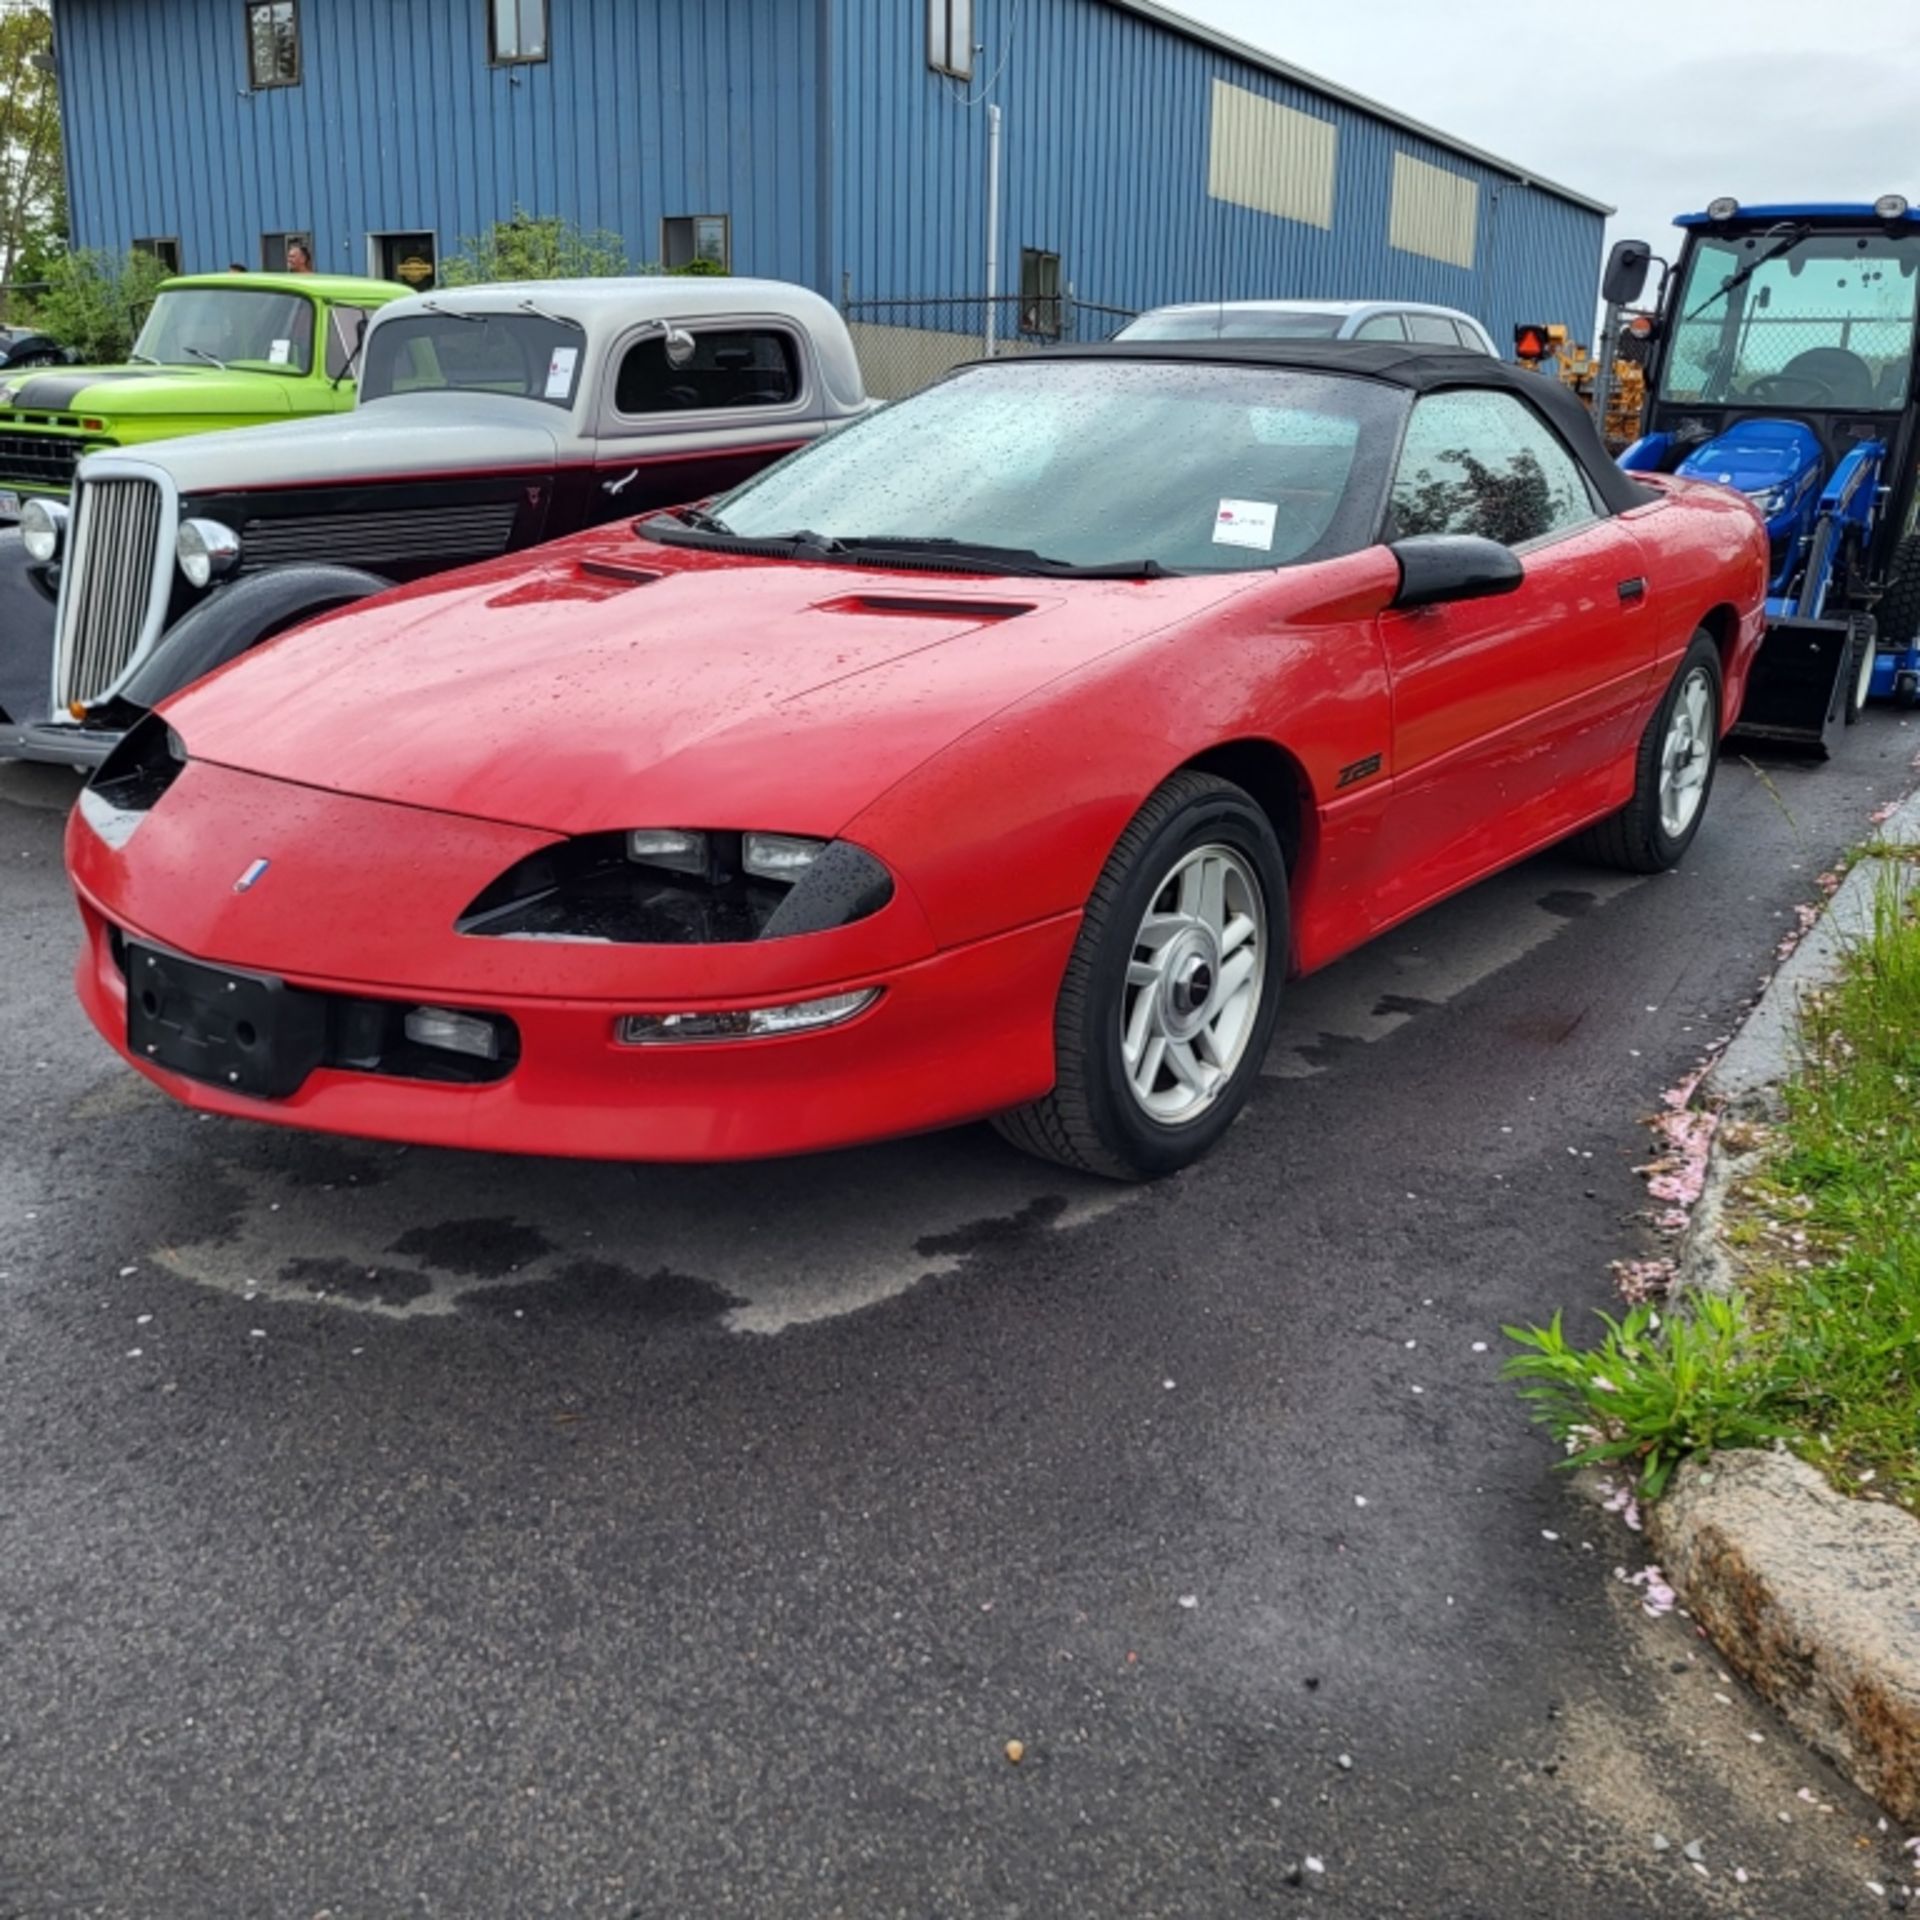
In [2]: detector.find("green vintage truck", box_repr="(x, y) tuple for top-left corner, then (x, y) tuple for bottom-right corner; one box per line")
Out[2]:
(0, 270), (405, 512)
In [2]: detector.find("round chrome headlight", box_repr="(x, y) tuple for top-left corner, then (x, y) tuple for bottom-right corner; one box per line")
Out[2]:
(19, 496), (66, 563)
(1705, 195), (1740, 223)
(177, 517), (241, 589)
(1877, 193), (1911, 222)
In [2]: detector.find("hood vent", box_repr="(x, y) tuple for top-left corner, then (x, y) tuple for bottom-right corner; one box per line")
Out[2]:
(815, 592), (1035, 621)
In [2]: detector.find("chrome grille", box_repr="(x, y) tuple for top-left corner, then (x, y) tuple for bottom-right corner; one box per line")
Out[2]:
(239, 502), (521, 570)
(52, 475), (169, 709)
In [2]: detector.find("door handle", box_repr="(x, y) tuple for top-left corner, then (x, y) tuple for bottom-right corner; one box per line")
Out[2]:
(1617, 577), (1647, 604)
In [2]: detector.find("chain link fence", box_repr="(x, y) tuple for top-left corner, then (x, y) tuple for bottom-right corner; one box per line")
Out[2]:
(844, 294), (1136, 400)
(1664, 316), (1916, 406)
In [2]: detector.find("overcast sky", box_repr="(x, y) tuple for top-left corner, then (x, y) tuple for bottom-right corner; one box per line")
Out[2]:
(1178, 0), (1920, 316)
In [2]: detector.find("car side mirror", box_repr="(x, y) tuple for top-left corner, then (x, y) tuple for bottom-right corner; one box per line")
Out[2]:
(662, 325), (696, 368)
(1601, 237), (1653, 308)
(1388, 534), (1524, 610)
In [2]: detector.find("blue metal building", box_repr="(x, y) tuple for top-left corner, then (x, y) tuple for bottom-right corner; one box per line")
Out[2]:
(51, 0), (1607, 341)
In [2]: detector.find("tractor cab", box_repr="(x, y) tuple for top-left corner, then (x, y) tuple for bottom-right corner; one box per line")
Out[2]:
(1611, 196), (1920, 748)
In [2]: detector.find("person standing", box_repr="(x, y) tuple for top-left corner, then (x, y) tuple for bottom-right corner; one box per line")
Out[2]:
(285, 238), (314, 272)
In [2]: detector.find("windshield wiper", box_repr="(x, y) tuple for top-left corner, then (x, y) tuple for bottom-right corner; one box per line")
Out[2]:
(182, 344), (227, 370)
(517, 297), (582, 330)
(127, 351), (159, 365)
(419, 299), (482, 325)
(1682, 223), (1811, 326)
(635, 518), (1175, 578)
(826, 534), (1177, 579)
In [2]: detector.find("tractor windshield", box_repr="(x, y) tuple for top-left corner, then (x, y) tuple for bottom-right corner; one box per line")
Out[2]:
(1659, 229), (1920, 410)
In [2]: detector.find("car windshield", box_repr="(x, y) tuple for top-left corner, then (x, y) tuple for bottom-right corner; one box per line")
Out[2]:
(359, 310), (585, 407)
(1118, 308), (1346, 342)
(706, 359), (1407, 574)
(1660, 228), (1920, 409)
(132, 288), (316, 375)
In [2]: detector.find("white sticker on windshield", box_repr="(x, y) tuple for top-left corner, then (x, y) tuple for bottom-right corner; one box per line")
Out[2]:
(544, 346), (579, 399)
(1213, 499), (1278, 551)
(267, 338), (292, 366)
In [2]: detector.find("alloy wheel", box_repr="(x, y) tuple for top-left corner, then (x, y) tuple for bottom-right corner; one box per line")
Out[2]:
(1119, 843), (1266, 1125)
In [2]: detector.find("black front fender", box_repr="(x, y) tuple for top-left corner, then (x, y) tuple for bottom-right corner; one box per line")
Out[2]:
(0, 533), (58, 732)
(119, 564), (393, 710)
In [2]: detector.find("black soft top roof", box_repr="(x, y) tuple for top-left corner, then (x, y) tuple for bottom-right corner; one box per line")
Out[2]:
(966, 339), (1654, 518)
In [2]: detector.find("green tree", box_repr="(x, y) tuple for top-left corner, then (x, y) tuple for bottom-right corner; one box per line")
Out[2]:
(0, 1), (63, 312)
(439, 208), (633, 285)
(22, 247), (168, 363)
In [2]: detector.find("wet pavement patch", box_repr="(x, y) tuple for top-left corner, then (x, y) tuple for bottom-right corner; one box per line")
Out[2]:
(388, 1217), (557, 1279)
(1540, 889), (1600, 919)
(914, 1194), (1071, 1259)
(458, 1257), (737, 1325)
(279, 1254), (433, 1308)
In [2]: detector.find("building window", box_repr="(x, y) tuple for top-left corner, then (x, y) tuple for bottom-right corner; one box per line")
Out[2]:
(616, 328), (801, 415)
(928, 0), (973, 78)
(246, 0), (300, 89)
(259, 230), (313, 272)
(490, 0), (547, 65)
(1019, 248), (1062, 339)
(662, 215), (730, 274)
(132, 237), (181, 274)
(370, 231), (439, 290)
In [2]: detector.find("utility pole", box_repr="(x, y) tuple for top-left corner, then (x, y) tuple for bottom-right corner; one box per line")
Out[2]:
(982, 103), (1002, 357)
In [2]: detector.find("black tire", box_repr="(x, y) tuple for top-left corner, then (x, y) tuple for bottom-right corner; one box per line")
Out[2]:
(1880, 534), (1920, 654)
(1578, 630), (1723, 874)
(1844, 612), (1877, 725)
(993, 771), (1288, 1181)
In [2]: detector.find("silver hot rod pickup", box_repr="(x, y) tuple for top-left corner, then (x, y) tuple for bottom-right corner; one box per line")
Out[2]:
(0, 275), (873, 765)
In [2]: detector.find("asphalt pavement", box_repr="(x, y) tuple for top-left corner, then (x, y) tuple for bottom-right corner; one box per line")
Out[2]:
(4, 710), (1919, 1919)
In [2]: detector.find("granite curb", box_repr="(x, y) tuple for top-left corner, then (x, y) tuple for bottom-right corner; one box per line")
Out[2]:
(1652, 787), (1920, 1825)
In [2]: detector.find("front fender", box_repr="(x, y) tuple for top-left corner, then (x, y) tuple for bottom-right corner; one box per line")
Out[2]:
(0, 533), (58, 729)
(119, 564), (392, 711)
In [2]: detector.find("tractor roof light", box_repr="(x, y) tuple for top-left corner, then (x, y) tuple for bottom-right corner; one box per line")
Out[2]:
(1876, 194), (1911, 221)
(1705, 196), (1740, 223)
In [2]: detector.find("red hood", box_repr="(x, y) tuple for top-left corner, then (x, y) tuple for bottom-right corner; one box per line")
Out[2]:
(167, 530), (1248, 837)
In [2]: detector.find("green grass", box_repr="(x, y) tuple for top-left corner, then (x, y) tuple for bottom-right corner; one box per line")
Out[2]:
(1508, 867), (1920, 1514)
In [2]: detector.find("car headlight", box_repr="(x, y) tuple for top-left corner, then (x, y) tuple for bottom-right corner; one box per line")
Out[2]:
(20, 496), (66, 563)
(1742, 484), (1788, 519)
(624, 830), (825, 881)
(459, 830), (893, 944)
(177, 517), (241, 589)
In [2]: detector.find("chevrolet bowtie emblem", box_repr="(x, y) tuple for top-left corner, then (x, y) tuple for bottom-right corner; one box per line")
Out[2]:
(234, 858), (271, 893)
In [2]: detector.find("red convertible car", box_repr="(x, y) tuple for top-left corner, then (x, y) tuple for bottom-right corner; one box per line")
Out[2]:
(66, 342), (1767, 1179)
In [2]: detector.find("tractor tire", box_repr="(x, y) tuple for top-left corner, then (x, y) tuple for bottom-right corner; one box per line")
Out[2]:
(1879, 536), (1920, 709)
(1845, 613), (1876, 725)
(1881, 535), (1920, 654)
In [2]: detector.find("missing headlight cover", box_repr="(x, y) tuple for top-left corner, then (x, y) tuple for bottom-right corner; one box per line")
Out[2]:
(456, 831), (894, 944)
(78, 713), (188, 848)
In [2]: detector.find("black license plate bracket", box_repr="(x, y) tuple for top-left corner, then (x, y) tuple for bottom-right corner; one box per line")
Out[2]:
(125, 942), (328, 1099)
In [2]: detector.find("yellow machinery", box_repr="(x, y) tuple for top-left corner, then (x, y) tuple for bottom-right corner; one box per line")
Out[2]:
(1520, 321), (1648, 450)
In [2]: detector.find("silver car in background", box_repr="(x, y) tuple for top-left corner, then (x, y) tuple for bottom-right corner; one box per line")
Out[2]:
(1116, 299), (1499, 355)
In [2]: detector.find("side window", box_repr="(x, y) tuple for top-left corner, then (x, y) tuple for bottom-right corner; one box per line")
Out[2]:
(325, 306), (374, 380)
(1405, 311), (1461, 345)
(1352, 313), (1406, 342)
(1389, 389), (1598, 547)
(615, 328), (801, 415)
(1449, 319), (1485, 352)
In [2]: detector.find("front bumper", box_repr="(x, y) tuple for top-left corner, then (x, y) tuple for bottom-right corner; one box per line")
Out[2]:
(0, 718), (117, 767)
(71, 889), (1077, 1161)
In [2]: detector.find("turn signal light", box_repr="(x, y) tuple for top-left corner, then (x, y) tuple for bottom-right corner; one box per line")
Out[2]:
(616, 988), (880, 1045)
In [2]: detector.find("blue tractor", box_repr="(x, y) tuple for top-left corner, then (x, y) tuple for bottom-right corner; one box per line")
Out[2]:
(1605, 195), (1920, 752)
